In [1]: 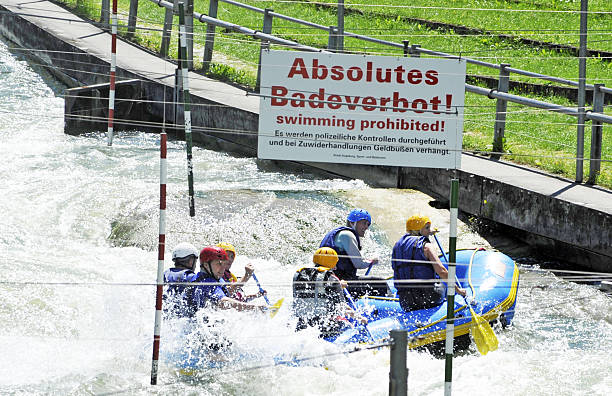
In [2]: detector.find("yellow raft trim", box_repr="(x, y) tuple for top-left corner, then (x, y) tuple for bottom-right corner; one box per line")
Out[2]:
(359, 260), (520, 349)
(407, 262), (520, 349)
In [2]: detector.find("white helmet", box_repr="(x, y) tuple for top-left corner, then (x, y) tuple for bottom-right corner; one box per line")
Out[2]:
(172, 242), (199, 261)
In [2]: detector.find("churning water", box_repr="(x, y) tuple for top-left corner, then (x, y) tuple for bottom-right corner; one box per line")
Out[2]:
(1, 37), (610, 395)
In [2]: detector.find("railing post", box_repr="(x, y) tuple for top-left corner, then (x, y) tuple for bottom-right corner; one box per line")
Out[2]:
(256, 8), (274, 92)
(388, 330), (408, 396)
(337, 0), (344, 53)
(202, 0), (219, 73)
(409, 44), (420, 57)
(492, 63), (510, 159)
(328, 26), (337, 52)
(587, 83), (604, 184)
(100, 0), (110, 29)
(402, 40), (409, 57)
(185, 0), (194, 70)
(127, 0), (139, 38)
(576, 0), (589, 182)
(160, 0), (179, 58)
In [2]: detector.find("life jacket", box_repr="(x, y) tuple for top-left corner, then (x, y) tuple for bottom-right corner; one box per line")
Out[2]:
(292, 267), (345, 320)
(223, 271), (238, 283)
(163, 267), (198, 317)
(319, 226), (361, 278)
(391, 235), (436, 292)
(190, 270), (227, 309)
(222, 270), (245, 301)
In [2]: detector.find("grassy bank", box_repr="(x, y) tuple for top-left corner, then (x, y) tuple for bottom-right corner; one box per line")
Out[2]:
(54, 0), (611, 188)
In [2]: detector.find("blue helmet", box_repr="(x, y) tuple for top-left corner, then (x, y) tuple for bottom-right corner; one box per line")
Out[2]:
(347, 208), (372, 224)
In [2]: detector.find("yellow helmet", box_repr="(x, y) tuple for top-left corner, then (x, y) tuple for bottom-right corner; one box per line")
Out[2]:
(406, 215), (431, 232)
(313, 247), (338, 269)
(216, 242), (236, 256)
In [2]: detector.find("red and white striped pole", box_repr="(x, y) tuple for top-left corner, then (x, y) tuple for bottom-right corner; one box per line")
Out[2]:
(150, 132), (167, 385)
(107, 0), (117, 146)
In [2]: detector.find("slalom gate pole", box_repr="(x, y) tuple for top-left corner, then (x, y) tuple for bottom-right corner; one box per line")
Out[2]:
(178, 2), (195, 217)
(444, 179), (459, 396)
(150, 132), (167, 385)
(106, 0), (117, 146)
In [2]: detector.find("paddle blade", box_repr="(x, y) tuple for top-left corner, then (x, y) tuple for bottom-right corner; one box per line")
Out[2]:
(481, 318), (499, 352)
(269, 298), (284, 319)
(469, 307), (498, 355)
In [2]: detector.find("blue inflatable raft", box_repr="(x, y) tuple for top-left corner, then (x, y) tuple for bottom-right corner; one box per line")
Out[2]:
(166, 248), (519, 372)
(326, 248), (520, 352)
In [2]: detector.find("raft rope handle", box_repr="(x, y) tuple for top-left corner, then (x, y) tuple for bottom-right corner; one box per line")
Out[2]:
(467, 248), (487, 307)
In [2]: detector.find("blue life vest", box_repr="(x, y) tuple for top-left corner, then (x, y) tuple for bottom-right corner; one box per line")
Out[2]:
(164, 268), (198, 293)
(191, 271), (227, 309)
(320, 226), (361, 278)
(392, 235), (436, 291)
(163, 267), (199, 317)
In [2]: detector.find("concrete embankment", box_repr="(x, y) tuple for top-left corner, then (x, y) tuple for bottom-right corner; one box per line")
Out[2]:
(1, 0), (610, 271)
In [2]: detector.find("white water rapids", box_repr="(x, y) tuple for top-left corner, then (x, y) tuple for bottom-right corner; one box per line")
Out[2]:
(1, 38), (611, 395)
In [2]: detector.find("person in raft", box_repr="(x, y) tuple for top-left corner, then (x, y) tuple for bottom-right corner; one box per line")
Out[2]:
(192, 246), (271, 313)
(162, 242), (201, 318)
(392, 215), (466, 311)
(293, 247), (367, 338)
(319, 208), (387, 298)
(216, 242), (267, 302)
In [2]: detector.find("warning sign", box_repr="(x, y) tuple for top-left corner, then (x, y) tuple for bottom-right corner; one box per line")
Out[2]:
(258, 50), (466, 169)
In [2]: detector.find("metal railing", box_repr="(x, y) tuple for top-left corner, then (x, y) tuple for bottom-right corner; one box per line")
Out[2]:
(124, 0), (610, 184)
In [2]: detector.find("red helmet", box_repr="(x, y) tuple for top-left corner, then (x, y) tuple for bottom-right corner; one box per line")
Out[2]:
(199, 246), (229, 262)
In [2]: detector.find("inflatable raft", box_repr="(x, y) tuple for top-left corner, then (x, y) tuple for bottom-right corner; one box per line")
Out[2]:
(167, 248), (519, 372)
(326, 248), (519, 353)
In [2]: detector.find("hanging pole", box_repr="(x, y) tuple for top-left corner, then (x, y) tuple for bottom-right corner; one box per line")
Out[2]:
(178, 2), (196, 217)
(575, 0), (588, 182)
(444, 179), (459, 396)
(107, 0), (118, 146)
(150, 130), (167, 385)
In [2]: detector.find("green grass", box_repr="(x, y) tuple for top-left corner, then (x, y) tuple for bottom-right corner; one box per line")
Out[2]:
(463, 90), (612, 186)
(52, 0), (612, 188)
(317, 0), (612, 52)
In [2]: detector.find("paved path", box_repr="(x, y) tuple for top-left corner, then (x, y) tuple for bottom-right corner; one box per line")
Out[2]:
(2, 0), (610, 216)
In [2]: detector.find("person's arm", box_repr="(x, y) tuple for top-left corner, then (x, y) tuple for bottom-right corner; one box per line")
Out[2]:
(243, 289), (266, 302)
(237, 263), (255, 284)
(336, 231), (377, 269)
(218, 297), (267, 312)
(423, 244), (466, 296)
(343, 305), (368, 324)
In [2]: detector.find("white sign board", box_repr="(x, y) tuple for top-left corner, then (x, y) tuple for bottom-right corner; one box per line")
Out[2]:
(258, 50), (466, 169)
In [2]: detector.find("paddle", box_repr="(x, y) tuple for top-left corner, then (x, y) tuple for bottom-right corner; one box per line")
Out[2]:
(432, 234), (498, 355)
(365, 263), (373, 276)
(343, 288), (375, 341)
(251, 272), (283, 318)
(268, 298), (284, 319)
(251, 272), (271, 305)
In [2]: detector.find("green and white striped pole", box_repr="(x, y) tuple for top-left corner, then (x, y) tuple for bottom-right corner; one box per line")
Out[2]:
(178, 2), (195, 217)
(444, 178), (459, 396)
